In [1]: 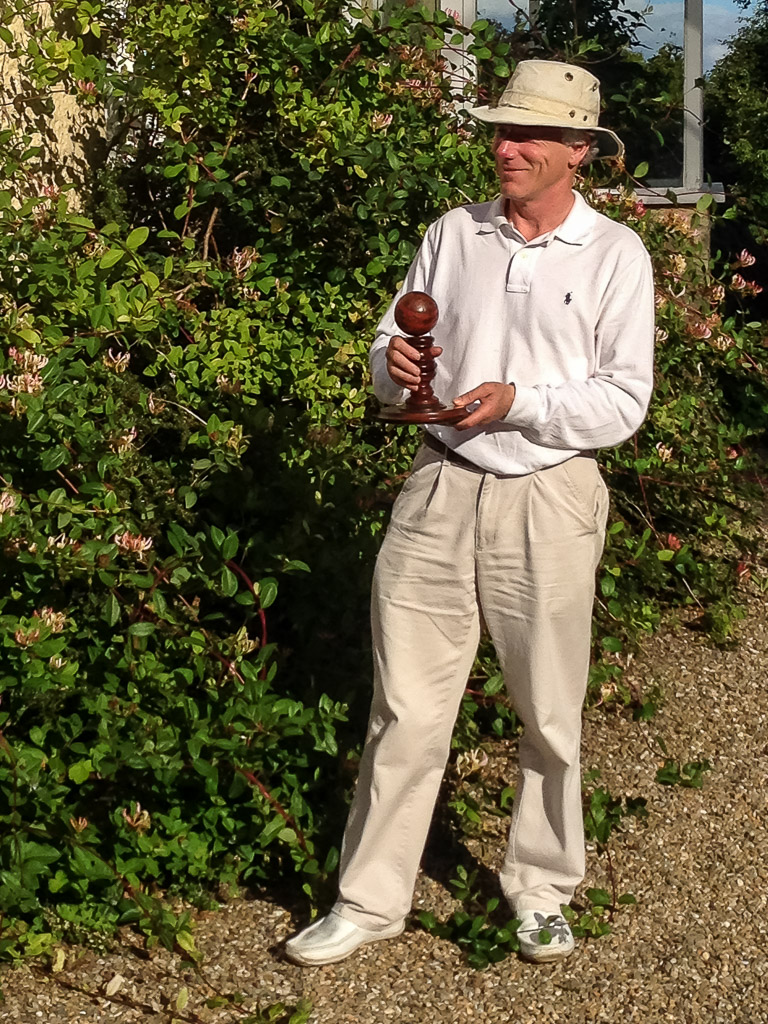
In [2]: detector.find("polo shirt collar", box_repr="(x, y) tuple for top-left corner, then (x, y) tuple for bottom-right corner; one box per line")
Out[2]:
(479, 190), (596, 245)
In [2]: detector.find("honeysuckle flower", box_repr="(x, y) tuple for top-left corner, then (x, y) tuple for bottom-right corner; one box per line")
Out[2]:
(34, 607), (67, 632)
(655, 441), (674, 462)
(14, 627), (41, 646)
(456, 748), (489, 778)
(712, 334), (735, 352)
(731, 273), (748, 291)
(77, 79), (98, 97)
(232, 626), (259, 655)
(444, 7), (461, 19)
(746, 280), (763, 296)
(230, 246), (258, 278)
(110, 426), (137, 453)
(633, 200), (646, 218)
(147, 392), (166, 414)
(70, 817), (88, 832)
(8, 349), (47, 372)
(654, 327), (668, 344)
(122, 803), (151, 832)
(113, 530), (153, 555)
(687, 319), (712, 340)
(654, 291), (668, 309)
(371, 112), (393, 131)
(0, 490), (17, 518)
(670, 254), (687, 278)
(103, 348), (130, 373)
(3, 371), (44, 394)
(736, 249), (756, 268)
(49, 655), (68, 669)
(47, 532), (74, 549)
(216, 374), (241, 394)
(727, 446), (742, 459)
(666, 533), (682, 551)
(709, 283), (726, 304)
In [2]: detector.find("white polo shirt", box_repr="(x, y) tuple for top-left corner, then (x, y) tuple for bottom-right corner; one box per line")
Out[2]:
(370, 190), (654, 476)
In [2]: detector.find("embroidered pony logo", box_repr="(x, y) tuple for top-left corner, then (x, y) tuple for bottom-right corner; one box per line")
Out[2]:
(564, 293), (572, 305)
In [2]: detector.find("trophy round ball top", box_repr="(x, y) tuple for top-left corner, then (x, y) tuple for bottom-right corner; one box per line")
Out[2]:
(394, 291), (439, 337)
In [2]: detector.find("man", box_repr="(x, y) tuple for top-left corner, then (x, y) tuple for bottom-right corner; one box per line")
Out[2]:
(286, 60), (654, 966)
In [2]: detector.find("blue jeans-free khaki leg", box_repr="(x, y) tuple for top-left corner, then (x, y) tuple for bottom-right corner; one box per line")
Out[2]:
(335, 446), (608, 929)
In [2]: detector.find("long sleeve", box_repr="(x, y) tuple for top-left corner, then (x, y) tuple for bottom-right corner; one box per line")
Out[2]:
(502, 251), (654, 449)
(369, 230), (437, 407)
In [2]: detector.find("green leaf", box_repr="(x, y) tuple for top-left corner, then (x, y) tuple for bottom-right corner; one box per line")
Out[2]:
(126, 226), (149, 250)
(99, 248), (125, 269)
(68, 759), (94, 784)
(633, 161), (649, 178)
(696, 193), (714, 212)
(128, 622), (156, 637)
(220, 566), (238, 597)
(104, 593), (120, 627)
(258, 577), (278, 609)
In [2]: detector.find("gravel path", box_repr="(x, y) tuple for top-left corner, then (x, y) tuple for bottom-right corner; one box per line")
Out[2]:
(2, 598), (767, 1024)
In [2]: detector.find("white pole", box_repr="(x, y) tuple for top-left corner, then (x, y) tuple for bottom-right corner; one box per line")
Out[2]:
(683, 0), (704, 192)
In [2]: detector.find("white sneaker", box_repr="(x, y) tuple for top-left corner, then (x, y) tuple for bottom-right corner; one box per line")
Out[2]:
(516, 910), (575, 963)
(284, 910), (405, 966)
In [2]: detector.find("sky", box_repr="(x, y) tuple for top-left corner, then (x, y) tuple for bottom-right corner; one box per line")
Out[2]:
(475, 0), (755, 71)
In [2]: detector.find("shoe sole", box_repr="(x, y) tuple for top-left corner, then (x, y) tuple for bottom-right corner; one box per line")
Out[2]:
(285, 921), (405, 967)
(520, 943), (575, 964)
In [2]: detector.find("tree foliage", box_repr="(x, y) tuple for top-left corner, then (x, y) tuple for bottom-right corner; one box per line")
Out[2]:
(708, 5), (768, 244)
(0, 0), (765, 960)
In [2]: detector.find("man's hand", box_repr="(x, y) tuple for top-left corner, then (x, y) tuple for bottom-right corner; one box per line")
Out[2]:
(386, 335), (443, 391)
(453, 382), (516, 430)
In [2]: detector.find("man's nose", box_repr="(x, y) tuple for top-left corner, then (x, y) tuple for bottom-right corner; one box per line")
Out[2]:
(495, 137), (518, 158)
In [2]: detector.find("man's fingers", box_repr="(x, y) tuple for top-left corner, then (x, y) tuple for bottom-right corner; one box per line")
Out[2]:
(388, 336), (421, 362)
(453, 384), (492, 408)
(455, 407), (493, 431)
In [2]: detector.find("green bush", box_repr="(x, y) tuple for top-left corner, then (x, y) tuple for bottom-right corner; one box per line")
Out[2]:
(0, 0), (766, 958)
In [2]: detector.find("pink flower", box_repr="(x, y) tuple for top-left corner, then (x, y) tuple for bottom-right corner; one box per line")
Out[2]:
(77, 80), (98, 97)
(731, 273), (748, 291)
(633, 201), (646, 218)
(445, 8), (461, 19)
(34, 607), (67, 632)
(687, 319), (712, 340)
(736, 249), (756, 268)
(113, 530), (153, 555)
(666, 533), (682, 551)
(371, 112), (393, 131)
(122, 803), (151, 832)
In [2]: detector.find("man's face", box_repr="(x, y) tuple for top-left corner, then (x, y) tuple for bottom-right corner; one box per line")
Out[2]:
(493, 125), (586, 204)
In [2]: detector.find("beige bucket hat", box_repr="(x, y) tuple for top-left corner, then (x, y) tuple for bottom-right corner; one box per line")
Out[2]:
(465, 59), (624, 160)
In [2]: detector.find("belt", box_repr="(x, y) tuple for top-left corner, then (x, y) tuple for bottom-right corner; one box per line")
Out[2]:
(422, 431), (596, 469)
(422, 432), (483, 471)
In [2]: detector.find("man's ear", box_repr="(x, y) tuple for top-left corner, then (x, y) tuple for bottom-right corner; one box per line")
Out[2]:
(567, 143), (589, 169)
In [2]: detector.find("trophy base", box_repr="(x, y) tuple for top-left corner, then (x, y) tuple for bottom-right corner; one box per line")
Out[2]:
(377, 403), (470, 424)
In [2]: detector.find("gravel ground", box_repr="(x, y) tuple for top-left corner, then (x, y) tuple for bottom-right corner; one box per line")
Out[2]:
(2, 598), (767, 1024)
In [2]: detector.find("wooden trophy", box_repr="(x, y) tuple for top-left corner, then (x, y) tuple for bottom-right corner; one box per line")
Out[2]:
(377, 291), (469, 424)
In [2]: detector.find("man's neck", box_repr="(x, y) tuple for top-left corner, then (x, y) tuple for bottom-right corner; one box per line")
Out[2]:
(504, 188), (576, 242)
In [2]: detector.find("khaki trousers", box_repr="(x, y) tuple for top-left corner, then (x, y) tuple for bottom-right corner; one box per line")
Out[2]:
(336, 445), (609, 929)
